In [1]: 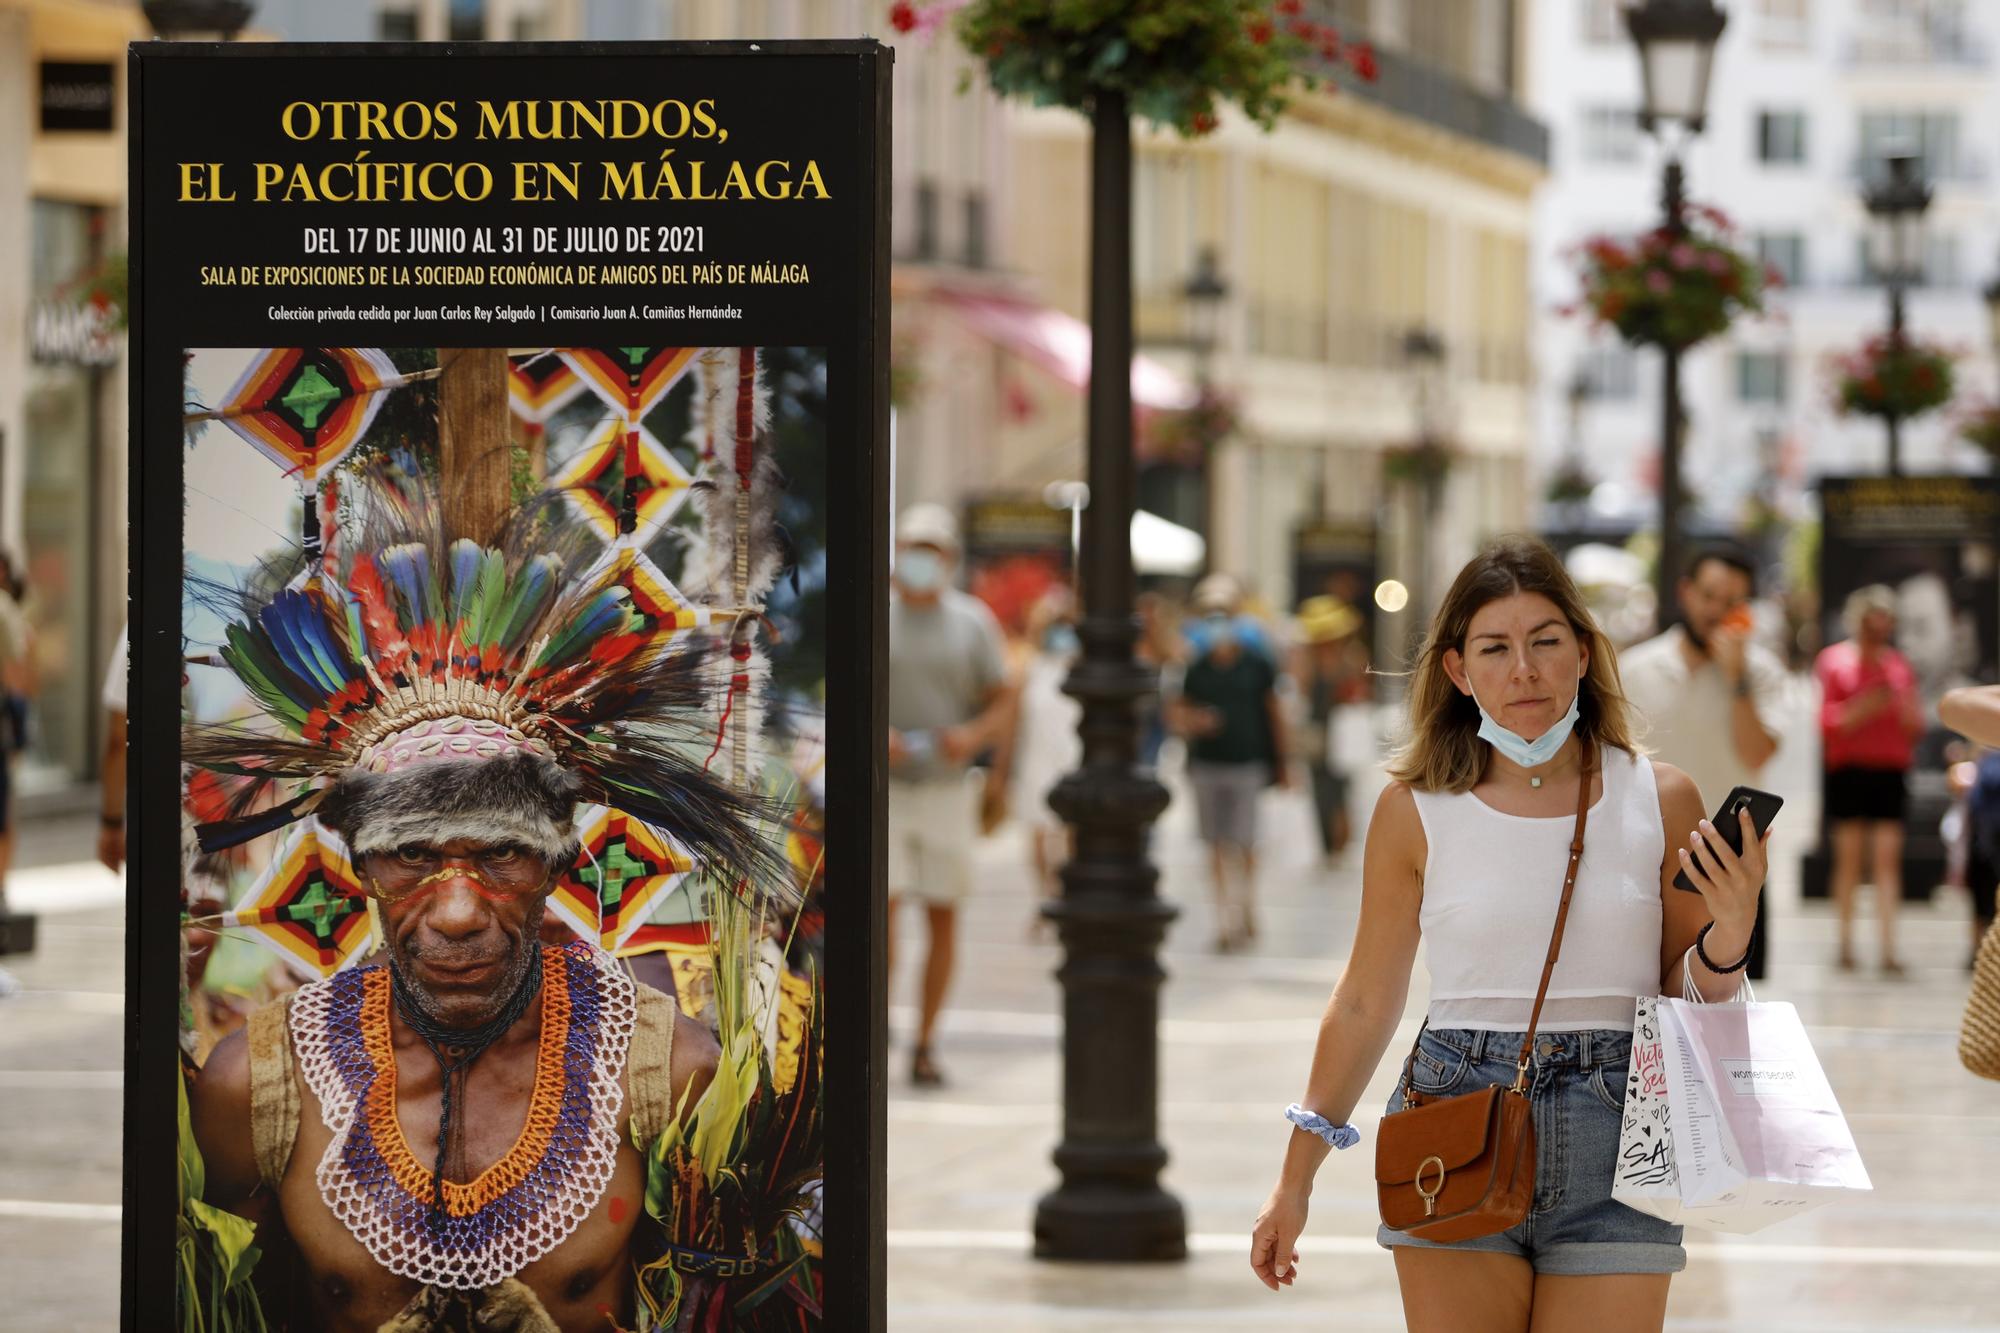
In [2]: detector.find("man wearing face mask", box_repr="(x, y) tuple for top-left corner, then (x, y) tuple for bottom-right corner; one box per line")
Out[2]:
(1620, 547), (1784, 974)
(886, 503), (1012, 1087)
(1173, 574), (1289, 952)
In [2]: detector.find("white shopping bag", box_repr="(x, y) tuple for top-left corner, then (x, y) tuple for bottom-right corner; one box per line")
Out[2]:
(1612, 988), (1871, 1233)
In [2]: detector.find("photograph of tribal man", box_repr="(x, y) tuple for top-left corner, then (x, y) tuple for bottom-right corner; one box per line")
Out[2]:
(174, 346), (829, 1331)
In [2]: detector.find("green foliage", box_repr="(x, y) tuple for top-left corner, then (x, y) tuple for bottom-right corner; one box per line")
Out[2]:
(1831, 335), (1955, 421)
(950, 0), (1375, 137)
(177, 1074), (270, 1333)
(1572, 206), (1771, 351)
(1959, 402), (2000, 461)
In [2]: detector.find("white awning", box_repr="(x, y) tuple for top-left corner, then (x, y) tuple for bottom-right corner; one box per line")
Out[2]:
(1132, 509), (1206, 577)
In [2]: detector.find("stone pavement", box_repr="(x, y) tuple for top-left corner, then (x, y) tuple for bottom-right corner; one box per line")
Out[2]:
(886, 699), (2000, 1331)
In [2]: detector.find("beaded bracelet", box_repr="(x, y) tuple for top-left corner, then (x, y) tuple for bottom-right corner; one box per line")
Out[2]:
(1283, 1104), (1359, 1150)
(1694, 920), (1752, 975)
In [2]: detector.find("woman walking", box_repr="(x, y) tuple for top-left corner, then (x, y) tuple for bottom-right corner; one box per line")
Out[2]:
(1815, 585), (1923, 974)
(1249, 537), (1769, 1331)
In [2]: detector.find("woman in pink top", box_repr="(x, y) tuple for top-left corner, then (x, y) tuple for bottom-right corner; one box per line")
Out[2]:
(1815, 585), (1925, 973)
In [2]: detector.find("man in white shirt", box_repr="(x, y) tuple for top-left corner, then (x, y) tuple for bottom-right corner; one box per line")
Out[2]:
(1622, 547), (1787, 971)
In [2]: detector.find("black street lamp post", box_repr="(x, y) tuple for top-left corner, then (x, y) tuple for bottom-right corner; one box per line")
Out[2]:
(1400, 327), (1449, 632)
(1034, 88), (1187, 1264)
(1624, 0), (1727, 631)
(1862, 149), (1933, 476)
(1184, 246), (1229, 551)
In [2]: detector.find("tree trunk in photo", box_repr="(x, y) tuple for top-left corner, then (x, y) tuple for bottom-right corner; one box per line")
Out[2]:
(437, 347), (512, 541)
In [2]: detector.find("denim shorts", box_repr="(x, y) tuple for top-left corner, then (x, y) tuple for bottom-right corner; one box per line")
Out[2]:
(1374, 1026), (1687, 1276)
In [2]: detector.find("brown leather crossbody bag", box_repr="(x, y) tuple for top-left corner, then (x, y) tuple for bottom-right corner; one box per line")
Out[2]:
(1374, 756), (1595, 1242)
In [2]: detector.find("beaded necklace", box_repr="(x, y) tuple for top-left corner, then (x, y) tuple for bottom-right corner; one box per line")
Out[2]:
(291, 939), (638, 1290)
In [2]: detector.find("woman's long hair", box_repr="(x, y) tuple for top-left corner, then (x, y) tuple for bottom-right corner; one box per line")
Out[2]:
(1386, 536), (1643, 793)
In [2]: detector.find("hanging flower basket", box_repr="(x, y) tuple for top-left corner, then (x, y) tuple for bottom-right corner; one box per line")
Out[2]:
(1144, 386), (1239, 463)
(1544, 462), (1594, 506)
(1570, 206), (1771, 351)
(1382, 439), (1455, 487)
(1830, 335), (1955, 421)
(915, 0), (1376, 138)
(1957, 401), (2000, 461)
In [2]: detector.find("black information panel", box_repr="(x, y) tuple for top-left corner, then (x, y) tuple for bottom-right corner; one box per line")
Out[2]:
(129, 43), (888, 1331)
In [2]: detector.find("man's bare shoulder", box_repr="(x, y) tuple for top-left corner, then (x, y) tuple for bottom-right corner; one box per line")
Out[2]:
(669, 1008), (721, 1106)
(190, 1025), (263, 1205)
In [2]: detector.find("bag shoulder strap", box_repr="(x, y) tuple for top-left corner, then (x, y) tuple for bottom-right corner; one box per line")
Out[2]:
(625, 982), (678, 1147)
(1510, 752), (1598, 1089)
(246, 992), (301, 1193)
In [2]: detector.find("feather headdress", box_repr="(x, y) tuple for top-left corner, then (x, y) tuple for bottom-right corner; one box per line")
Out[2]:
(183, 474), (796, 912)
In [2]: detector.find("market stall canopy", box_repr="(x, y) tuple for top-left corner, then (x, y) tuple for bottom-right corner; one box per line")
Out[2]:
(938, 288), (1199, 411)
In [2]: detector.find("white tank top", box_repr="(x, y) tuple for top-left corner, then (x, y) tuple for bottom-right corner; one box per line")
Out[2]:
(1411, 745), (1664, 1033)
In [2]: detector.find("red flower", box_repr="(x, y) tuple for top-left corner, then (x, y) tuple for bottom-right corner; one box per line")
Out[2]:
(1914, 365), (1936, 389)
(1349, 41), (1378, 80)
(1318, 33), (1342, 61)
(888, 1), (918, 33)
(1192, 110), (1220, 136)
(1289, 18), (1316, 39)
(986, 38), (1007, 56)
(1276, 0), (1303, 14)
(1863, 375), (1883, 397)
(1248, 17), (1273, 45)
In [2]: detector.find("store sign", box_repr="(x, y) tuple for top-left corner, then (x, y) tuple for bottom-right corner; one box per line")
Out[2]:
(40, 62), (116, 132)
(29, 300), (121, 367)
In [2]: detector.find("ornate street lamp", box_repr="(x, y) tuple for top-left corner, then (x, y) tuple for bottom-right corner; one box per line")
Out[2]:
(1182, 246), (1229, 390)
(1861, 149), (1932, 475)
(1035, 88), (1186, 1264)
(1624, 0), (1728, 631)
(143, 0), (255, 38)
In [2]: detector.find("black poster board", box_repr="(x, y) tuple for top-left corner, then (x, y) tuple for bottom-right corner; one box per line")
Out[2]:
(128, 43), (889, 1330)
(1803, 475), (2000, 901)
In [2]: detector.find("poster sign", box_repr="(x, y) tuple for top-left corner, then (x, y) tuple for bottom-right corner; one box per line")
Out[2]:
(1807, 475), (2000, 899)
(129, 43), (889, 1330)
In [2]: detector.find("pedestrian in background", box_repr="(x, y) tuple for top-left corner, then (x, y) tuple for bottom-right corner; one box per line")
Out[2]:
(1251, 536), (1767, 1328)
(1621, 545), (1785, 967)
(1816, 585), (1924, 974)
(1172, 574), (1288, 952)
(1007, 587), (1082, 937)
(0, 554), (28, 999)
(886, 503), (1013, 1088)
(1293, 595), (1366, 867)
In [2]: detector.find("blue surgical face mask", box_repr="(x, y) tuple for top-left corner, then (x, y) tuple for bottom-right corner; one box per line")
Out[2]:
(1470, 659), (1585, 770)
(897, 548), (945, 593)
(1044, 624), (1080, 656)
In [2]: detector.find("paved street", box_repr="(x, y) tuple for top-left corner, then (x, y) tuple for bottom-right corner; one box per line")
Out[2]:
(886, 696), (2000, 1331)
(3, 687), (1997, 1331)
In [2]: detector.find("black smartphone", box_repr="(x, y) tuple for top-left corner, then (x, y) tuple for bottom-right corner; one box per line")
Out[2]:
(1672, 786), (1784, 893)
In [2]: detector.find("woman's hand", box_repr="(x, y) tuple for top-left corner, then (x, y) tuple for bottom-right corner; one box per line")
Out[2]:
(1249, 1184), (1308, 1291)
(1677, 807), (1770, 938)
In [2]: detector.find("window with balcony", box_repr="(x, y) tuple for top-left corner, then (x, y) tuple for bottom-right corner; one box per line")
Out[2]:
(1580, 106), (1643, 165)
(1853, 0), (1978, 63)
(1756, 110), (1808, 165)
(1855, 230), (1958, 284)
(449, 0), (484, 42)
(377, 6), (418, 39)
(1581, 0), (1625, 45)
(1736, 351), (1788, 404)
(1756, 232), (1807, 287)
(1579, 342), (1637, 400)
(1857, 110), (1963, 180)
(1754, 0), (1811, 51)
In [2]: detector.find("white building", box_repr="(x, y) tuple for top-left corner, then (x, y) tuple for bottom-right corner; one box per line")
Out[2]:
(1529, 0), (2000, 534)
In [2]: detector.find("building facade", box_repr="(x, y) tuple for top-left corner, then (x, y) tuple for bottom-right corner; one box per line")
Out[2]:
(1529, 0), (2000, 538)
(0, 0), (144, 795)
(278, 1), (1547, 657)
